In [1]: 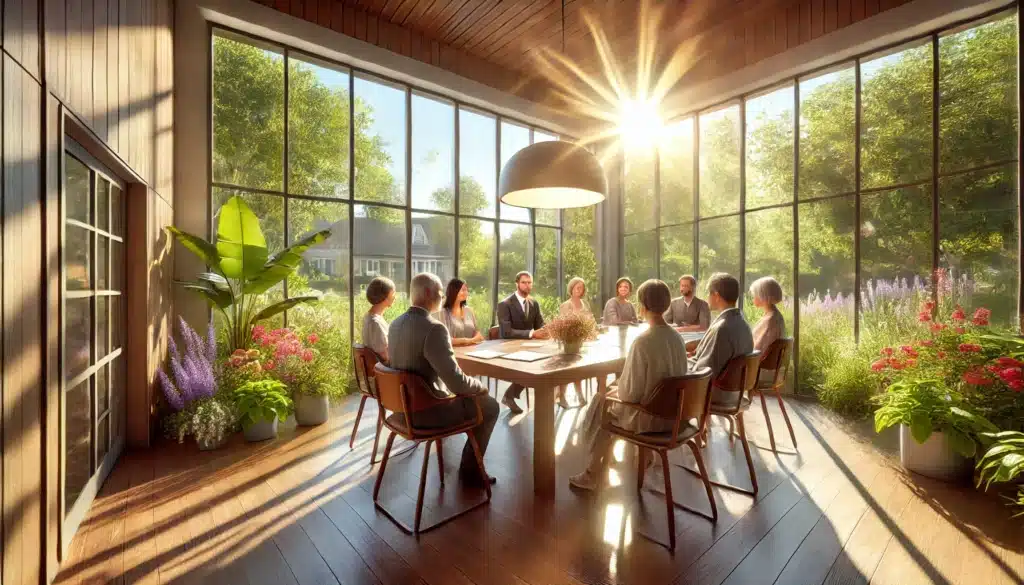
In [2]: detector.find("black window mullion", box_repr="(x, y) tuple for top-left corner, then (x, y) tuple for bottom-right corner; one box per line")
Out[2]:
(282, 47), (290, 327)
(931, 34), (941, 313)
(792, 78), (801, 393)
(738, 100), (747, 307)
(854, 58), (863, 344)
(693, 116), (700, 281)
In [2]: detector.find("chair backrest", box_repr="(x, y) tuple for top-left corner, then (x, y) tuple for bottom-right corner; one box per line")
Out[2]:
(646, 367), (714, 441)
(713, 351), (762, 413)
(758, 337), (793, 388)
(352, 344), (381, 397)
(372, 364), (442, 435)
(488, 326), (500, 340)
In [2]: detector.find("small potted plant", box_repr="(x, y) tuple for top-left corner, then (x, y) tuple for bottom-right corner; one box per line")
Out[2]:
(547, 312), (598, 355)
(233, 379), (293, 441)
(874, 378), (996, 481)
(252, 326), (332, 426)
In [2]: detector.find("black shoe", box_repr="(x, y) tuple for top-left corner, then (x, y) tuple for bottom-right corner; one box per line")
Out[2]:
(501, 394), (523, 415)
(459, 470), (497, 487)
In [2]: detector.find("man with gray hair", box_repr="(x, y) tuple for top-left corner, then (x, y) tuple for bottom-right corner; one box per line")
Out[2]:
(388, 272), (500, 486)
(687, 273), (753, 381)
(664, 274), (711, 332)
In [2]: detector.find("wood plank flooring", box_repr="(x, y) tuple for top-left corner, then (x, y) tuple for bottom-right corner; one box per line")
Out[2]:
(54, 388), (1024, 585)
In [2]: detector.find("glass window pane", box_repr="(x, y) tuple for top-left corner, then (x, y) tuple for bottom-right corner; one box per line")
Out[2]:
(110, 186), (123, 236)
(861, 43), (933, 189)
(288, 55), (350, 198)
(798, 196), (856, 392)
(746, 86), (794, 209)
(353, 205), (408, 338)
(624, 147), (656, 233)
(860, 185), (933, 345)
(458, 219), (495, 328)
(66, 155), (91, 224)
(411, 213), (454, 284)
(939, 16), (1018, 173)
(698, 216), (740, 281)
(288, 199), (349, 295)
(212, 32), (284, 191)
(799, 67), (856, 199)
(499, 121), (531, 222)
(498, 223), (532, 297)
(699, 105), (741, 217)
(624, 230), (657, 282)
(66, 226), (91, 291)
(64, 378), (92, 515)
(660, 118), (694, 225)
(97, 236), (109, 290)
(535, 227), (558, 320)
(96, 179), (110, 232)
(96, 296), (109, 358)
(534, 130), (558, 143)
(459, 109), (497, 218)
(411, 93), (454, 211)
(354, 75), (406, 205)
(562, 207), (599, 309)
(939, 164), (1018, 327)
(66, 298), (92, 380)
(660, 224), (694, 283)
(744, 207), (794, 326)
(212, 188), (285, 252)
(97, 362), (109, 415)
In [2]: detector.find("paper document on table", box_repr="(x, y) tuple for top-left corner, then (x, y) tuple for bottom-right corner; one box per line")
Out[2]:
(501, 351), (550, 362)
(466, 350), (505, 359)
(521, 341), (548, 347)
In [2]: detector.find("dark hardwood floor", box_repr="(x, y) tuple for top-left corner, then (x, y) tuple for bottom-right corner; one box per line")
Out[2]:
(55, 385), (1024, 585)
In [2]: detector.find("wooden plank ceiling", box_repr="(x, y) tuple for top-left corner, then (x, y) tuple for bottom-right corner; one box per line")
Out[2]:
(259, 0), (913, 113)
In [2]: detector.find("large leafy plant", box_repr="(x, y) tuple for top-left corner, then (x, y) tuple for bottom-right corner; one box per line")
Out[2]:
(976, 431), (1024, 517)
(232, 379), (293, 428)
(874, 378), (996, 457)
(167, 196), (330, 351)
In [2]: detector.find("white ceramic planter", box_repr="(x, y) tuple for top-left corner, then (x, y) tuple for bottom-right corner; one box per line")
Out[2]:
(295, 394), (330, 426)
(899, 424), (973, 482)
(244, 416), (279, 442)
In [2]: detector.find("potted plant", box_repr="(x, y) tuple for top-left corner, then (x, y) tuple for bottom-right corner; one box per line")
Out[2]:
(547, 312), (598, 355)
(159, 318), (237, 450)
(874, 378), (996, 481)
(251, 326), (332, 425)
(976, 431), (1024, 517)
(233, 379), (293, 441)
(166, 195), (331, 352)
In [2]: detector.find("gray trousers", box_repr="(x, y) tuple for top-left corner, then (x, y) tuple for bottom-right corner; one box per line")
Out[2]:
(410, 395), (500, 475)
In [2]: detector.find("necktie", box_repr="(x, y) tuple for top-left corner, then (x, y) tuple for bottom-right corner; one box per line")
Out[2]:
(522, 299), (529, 319)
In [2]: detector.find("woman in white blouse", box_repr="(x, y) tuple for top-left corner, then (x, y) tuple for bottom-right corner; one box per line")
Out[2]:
(435, 278), (485, 347)
(602, 277), (639, 325)
(559, 277), (592, 318)
(750, 276), (786, 351)
(570, 279), (689, 491)
(360, 277), (395, 363)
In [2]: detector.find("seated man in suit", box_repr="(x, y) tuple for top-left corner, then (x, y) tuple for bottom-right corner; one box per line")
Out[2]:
(496, 271), (549, 414)
(664, 274), (712, 332)
(388, 272), (500, 486)
(688, 273), (754, 407)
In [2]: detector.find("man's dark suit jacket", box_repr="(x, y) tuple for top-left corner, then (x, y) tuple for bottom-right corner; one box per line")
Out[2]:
(496, 294), (545, 339)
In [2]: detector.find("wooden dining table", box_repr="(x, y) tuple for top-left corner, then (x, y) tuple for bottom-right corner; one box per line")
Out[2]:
(454, 325), (704, 496)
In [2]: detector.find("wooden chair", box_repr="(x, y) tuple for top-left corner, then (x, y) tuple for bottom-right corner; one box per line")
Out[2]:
(753, 338), (797, 453)
(372, 364), (492, 534)
(680, 351), (762, 496)
(601, 367), (715, 550)
(352, 344), (416, 465)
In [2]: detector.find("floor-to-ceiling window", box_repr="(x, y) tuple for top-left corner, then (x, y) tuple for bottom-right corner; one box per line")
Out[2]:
(210, 29), (600, 386)
(621, 9), (1019, 393)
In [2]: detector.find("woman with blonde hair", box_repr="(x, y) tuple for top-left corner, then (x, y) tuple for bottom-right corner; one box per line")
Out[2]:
(559, 277), (592, 317)
(602, 277), (638, 325)
(750, 276), (786, 351)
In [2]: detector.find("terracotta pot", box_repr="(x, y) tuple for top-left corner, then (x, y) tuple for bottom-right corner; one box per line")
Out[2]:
(899, 425), (973, 482)
(244, 416), (279, 442)
(295, 393), (330, 426)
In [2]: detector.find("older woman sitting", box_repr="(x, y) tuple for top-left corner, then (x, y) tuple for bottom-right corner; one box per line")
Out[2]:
(569, 279), (689, 491)
(559, 277), (592, 318)
(750, 276), (786, 351)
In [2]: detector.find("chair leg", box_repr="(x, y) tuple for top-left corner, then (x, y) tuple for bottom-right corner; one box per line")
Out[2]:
(636, 447), (647, 491)
(728, 416), (736, 443)
(688, 442), (718, 521)
(350, 395), (368, 449)
(776, 390), (798, 449)
(466, 432), (492, 499)
(414, 441), (433, 533)
(370, 408), (384, 465)
(526, 388), (531, 409)
(757, 390), (778, 452)
(373, 432), (397, 501)
(436, 439), (445, 487)
(736, 414), (759, 495)
(658, 449), (676, 550)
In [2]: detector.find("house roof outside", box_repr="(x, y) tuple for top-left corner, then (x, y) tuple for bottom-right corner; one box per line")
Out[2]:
(301, 215), (455, 260)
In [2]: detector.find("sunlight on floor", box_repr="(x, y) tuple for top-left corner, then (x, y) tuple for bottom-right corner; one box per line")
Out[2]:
(602, 503), (633, 548)
(555, 410), (579, 455)
(608, 468), (622, 487)
(613, 440), (626, 462)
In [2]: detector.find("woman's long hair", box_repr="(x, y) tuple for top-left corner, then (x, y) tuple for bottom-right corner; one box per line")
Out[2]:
(443, 278), (467, 311)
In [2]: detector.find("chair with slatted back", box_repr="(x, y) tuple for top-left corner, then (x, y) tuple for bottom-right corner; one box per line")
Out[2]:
(680, 351), (762, 496)
(753, 338), (797, 452)
(372, 364), (492, 534)
(350, 344), (386, 463)
(601, 367), (715, 550)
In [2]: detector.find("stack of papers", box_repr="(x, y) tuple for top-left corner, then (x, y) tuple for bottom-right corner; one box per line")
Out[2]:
(466, 349), (505, 359)
(501, 351), (550, 362)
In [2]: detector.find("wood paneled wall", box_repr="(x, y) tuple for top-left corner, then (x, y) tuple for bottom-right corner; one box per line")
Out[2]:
(1, 1), (174, 583)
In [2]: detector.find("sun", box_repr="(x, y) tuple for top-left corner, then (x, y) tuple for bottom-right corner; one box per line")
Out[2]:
(617, 97), (664, 151)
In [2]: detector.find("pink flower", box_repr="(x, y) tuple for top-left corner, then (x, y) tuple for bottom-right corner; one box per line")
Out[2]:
(252, 325), (266, 340)
(1009, 379), (1024, 392)
(880, 347), (895, 357)
(265, 360), (276, 371)
(963, 369), (993, 386)
(301, 349), (315, 362)
(900, 345), (918, 357)
(972, 308), (991, 326)
(958, 343), (982, 353)
(871, 359), (888, 372)
(996, 357), (1024, 368)
(307, 333), (320, 344)
(951, 306), (966, 321)
(917, 311), (932, 322)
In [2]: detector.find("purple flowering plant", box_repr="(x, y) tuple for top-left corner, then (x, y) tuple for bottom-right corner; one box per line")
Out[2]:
(158, 317), (218, 411)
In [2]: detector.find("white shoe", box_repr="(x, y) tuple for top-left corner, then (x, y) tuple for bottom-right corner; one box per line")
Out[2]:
(569, 470), (598, 491)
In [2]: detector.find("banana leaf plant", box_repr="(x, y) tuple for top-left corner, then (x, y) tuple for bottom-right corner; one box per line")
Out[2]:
(166, 195), (331, 352)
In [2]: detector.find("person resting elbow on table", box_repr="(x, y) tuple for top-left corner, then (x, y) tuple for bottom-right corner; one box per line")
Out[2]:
(434, 278), (485, 347)
(602, 277), (639, 325)
(569, 278), (689, 491)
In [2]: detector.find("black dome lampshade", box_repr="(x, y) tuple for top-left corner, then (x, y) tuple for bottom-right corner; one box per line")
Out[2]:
(498, 141), (608, 209)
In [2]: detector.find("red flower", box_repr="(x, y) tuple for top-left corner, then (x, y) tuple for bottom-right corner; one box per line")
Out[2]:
(963, 368), (993, 386)
(986, 365), (1002, 374)
(880, 347), (895, 357)
(937, 351), (947, 359)
(996, 357), (1024, 368)
(972, 308), (991, 326)
(958, 343), (982, 353)
(956, 327), (966, 334)
(951, 306), (967, 321)
(265, 360), (276, 371)
(871, 359), (888, 372)
(900, 345), (919, 357)
(997, 367), (1023, 383)
(930, 323), (948, 333)
(252, 325), (266, 340)
(301, 349), (315, 362)
(921, 300), (936, 313)
(889, 360), (907, 371)
(1009, 379), (1024, 391)
(917, 311), (932, 322)
(307, 333), (320, 344)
